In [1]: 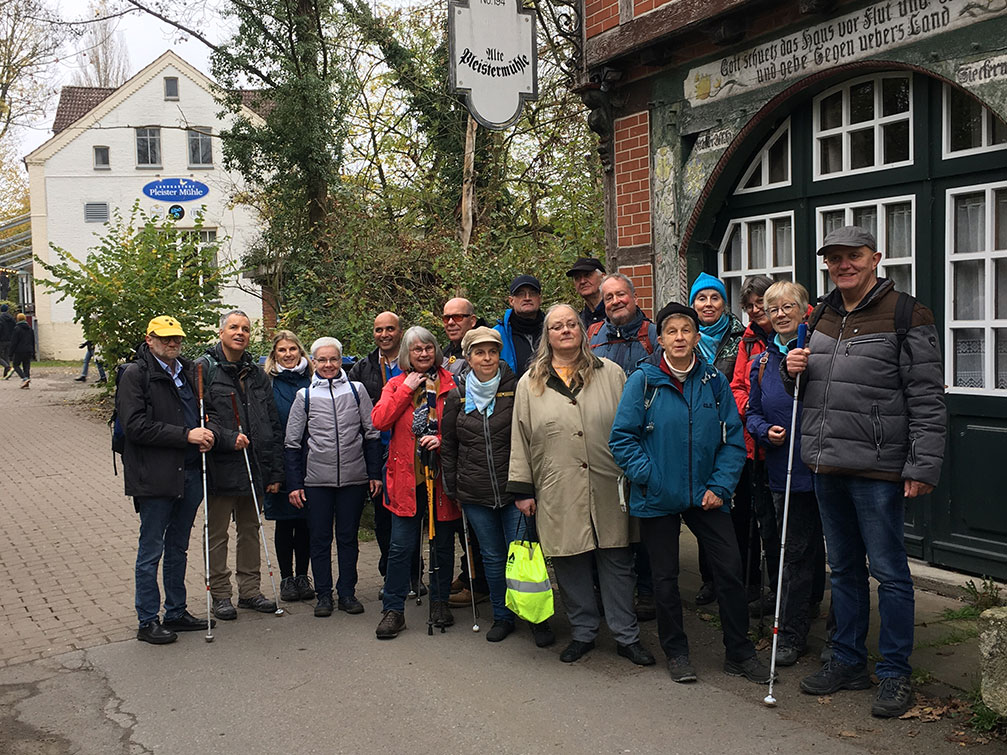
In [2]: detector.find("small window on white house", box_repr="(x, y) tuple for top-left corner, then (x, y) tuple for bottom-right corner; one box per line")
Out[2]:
(136, 127), (161, 167)
(943, 85), (1007, 158)
(84, 202), (109, 223)
(187, 128), (213, 167)
(164, 77), (179, 100)
(735, 120), (791, 194)
(93, 146), (110, 169)
(719, 212), (795, 320)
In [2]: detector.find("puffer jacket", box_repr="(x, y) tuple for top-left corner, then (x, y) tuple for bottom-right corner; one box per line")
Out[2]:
(588, 307), (658, 376)
(782, 279), (946, 487)
(441, 364), (518, 508)
(284, 372), (382, 490)
(609, 355), (746, 517)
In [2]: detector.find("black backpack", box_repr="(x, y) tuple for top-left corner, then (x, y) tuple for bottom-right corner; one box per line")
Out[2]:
(109, 359), (146, 475)
(807, 290), (916, 363)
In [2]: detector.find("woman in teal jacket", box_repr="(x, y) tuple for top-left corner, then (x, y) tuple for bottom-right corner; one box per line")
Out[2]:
(609, 302), (770, 686)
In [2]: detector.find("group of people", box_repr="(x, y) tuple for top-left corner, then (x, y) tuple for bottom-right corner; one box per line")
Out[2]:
(0, 303), (36, 388)
(119, 225), (946, 720)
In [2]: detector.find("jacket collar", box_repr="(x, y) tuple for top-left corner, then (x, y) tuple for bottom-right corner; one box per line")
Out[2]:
(822, 277), (893, 315)
(603, 307), (647, 338)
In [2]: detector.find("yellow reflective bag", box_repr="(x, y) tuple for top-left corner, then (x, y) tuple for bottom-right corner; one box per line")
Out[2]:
(505, 538), (554, 624)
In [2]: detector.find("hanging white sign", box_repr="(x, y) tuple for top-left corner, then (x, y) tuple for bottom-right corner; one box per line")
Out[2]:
(449, 0), (537, 130)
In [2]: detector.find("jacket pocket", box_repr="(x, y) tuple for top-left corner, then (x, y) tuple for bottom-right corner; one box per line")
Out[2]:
(845, 336), (889, 357)
(871, 404), (884, 461)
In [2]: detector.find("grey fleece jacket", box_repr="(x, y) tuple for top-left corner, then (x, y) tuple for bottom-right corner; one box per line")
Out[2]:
(783, 279), (947, 487)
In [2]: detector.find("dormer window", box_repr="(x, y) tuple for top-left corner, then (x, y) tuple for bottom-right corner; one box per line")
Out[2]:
(164, 77), (179, 100)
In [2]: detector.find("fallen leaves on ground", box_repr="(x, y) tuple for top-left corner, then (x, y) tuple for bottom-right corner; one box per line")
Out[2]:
(818, 696), (832, 705)
(755, 637), (770, 651)
(838, 730), (858, 738)
(899, 695), (971, 722)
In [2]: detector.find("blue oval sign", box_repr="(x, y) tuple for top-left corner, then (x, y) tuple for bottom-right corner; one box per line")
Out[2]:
(142, 178), (209, 202)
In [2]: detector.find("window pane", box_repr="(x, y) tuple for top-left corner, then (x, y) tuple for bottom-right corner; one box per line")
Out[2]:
(886, 263), (912, 293)
(748, 222), (767, 268)
(882, 77), (910, 116)
(954, 193), (986, 253)
(953, 328), (985, 388)
(992, 112), (1007, 145)
(94, 146), (109, 167)
(997, 329), (1007, 389)
(822, 210), (845, 236)
(820, 91), (843, 130)
(768, 135), (788, 184)
(773, 271), (793, 282)
(883, 121), (910, 164)
(852, 206), (877, 237)
(954, 259), (985, 320)
(949, 88), (983, 152)
(743, 166), (763, 189)
(850, 81), (874, 124)
(850, 129), (874, 170)
(820, 135), (842, 174)
(773, 217), (793, 266)
(189, 134), (200, 165)
(997, 258), (1007, 319)
(996, 189), (1007, 251)
(726, 277), (742, 319)
(724, 227), (741, 271)
(822, 270), (836, 293)
(886, 203), (912, 258)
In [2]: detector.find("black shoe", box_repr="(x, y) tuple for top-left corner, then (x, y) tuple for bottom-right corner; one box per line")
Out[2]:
(800, 660), (872, 695)
(724, 655), (774, 684)
(137, 620), (177, 645)
(95, 377), (107, 385)
(559, 639), (595, 663)
(820, 639), (834, 664)
(375, 609), (405, 639)
(338, 596), (364, 615)
(212, 597), (237, 621)
(617, 641), (656, 666)
(872, 676), (914, 718)
(315, 594), (334, 617)
(486, 620), (515, 642)
(774, 644), (804, 667)
(237, 594), (277, 613)
(280, 577), (299, 602)
(295, 574), (314, 600)
(749, 591), (776, 618)
(695, 581), (715, 605)
(73, 375), (86, 382)
(531, 620), (556, 648)
(163, 612), (215, 632)
(431, 601), (454, 628)
(635, 593), (657, 622)
(667, 655), (697, 683)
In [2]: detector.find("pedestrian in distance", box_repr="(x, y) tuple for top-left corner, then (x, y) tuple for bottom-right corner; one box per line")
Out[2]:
(9, 313), (34, 389)
(371, 326), (458, 639)
(198, 310), (284, 620)
(609, 302), (773, 684)
(440, 326), (555, 646)
(567, 257), (606, 328)
(745, 281), (825, 666)
(285, 337), (383, 618)
(74, 340), (107, 384)
(784, 226), (947, 718)
(0, 302), (15, 379)
(118, 315), (216, 644)
(264, 330), (316, 604)
(494, 274), (545, 378)
(508, 304), (654, 667)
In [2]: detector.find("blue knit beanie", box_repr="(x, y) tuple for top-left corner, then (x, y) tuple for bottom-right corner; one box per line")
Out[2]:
(689, 272), (728, 305)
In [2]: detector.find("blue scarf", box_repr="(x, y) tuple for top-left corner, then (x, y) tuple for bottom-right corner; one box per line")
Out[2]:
(464, 370), (502, 417)
(697, 313), (730, 362)
(774, 334), (792, 355)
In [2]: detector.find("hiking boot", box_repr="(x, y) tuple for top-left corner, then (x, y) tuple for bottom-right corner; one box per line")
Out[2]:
(872, 676), (914, 718)
(279, 577), (299, 602)
(695, 581), (715, 605)
(635, 593), (657, 622)
(137, 620), (177, 645)
(163, 612), (215, 632)
(774, 645), (804, 667)
(486, 620), (515, 642)
(375, 610), (405, 639)
(314, 594), (334, 617)
(295, 574), (314, 600)
(431, 601), (454, 628)
(800, 660), (872, 695)
(530, 620), (556, 648)
(20, 379), (29, 389)
(559, 639), (595, 663)
(449, 587), (488, 607)
(667, 655), (697, 683)
(820, 639), (834, 664)
(212, 597), (237, 621)
(450, 577), (465, 594)
(749, 591), (776, 617)
(73, 375), (86, 382)
(617, 641), (656, 666)
(724, 655), (774, 684)
(237, 594), (277, 613)
(338, 596), (364, 615)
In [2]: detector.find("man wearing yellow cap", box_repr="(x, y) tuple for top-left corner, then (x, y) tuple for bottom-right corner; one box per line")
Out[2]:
(117, 316), (217, 644)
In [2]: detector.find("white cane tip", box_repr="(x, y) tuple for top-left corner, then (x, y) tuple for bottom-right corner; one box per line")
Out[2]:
(763, 695), (776, 707)
(472, 625), (480, 632)
(275, 609), (284, 616)
(205, 636), (214, 643)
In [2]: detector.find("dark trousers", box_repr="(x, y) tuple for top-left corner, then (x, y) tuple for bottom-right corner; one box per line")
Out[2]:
(12, 352), (30, 380)
(274, 519), (311, 579)
(772, 490), (825, 649)
(641, 509), (755, 662)
(305, 484), (367, 600)
(382, 485), (454, 613)
(0, 340), (9, 371)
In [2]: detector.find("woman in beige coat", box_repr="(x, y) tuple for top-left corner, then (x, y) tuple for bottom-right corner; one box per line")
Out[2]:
(507, 303), (655, 667)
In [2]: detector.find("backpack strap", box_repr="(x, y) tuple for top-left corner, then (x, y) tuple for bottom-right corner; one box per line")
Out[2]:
(757, 351), (769, 387)
(894, 291), (915, 364)
(588, 319), (654, 354)
(637, 320), (654, 355)
(586, 320), (604, 347)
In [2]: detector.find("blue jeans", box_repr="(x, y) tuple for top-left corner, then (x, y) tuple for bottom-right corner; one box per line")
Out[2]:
(461, 503), (523, 623)
(814, 474), (914, 679)
(134, 468), (203, 625)
(305, 484), (367, 600)
(382, 486), (455, 613)
(81, 345), (106, 380)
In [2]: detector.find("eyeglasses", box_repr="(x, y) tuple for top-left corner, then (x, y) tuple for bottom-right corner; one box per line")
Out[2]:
(313, 357), (341, 364)
(743, 299), (765, 313)
(547, 321), (580, 332)
(410, 344), (436, 354)
(767, 302), (799, 316)
(152, 335), (182, 344)
(442, 313), (472, 324)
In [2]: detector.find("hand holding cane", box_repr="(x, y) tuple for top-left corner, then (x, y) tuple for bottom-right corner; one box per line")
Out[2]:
(197, 364), (214, 642)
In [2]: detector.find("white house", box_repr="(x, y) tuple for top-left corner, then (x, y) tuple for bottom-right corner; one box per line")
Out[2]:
(25, 51), (268, 359)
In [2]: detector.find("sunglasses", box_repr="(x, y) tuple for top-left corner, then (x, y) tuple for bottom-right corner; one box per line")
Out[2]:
(442, 313), (472, 324)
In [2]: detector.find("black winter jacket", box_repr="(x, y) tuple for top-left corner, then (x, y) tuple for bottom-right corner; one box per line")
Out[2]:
(0, 311), (14, 342)
(9, 320), (34, 357)
(441, 365), (517, 508)
(118, 345), (204, 500)
(197, 343), (283, 496)
(348, 347), (395, 404)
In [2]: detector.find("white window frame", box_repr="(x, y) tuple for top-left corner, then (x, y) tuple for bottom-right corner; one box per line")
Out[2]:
(942, 84), (1007, 160)
(815, 195), (917, 299)
(813, 73), (914, 181)
(135, 127), (161, 168)
(187, 128), (213, 168)
(945, 180), (1007, 395)
(735, 119), (792, 195)
(93, 145), (110, 170)
(164, 76), (179, 101)
(178, 229), (219, 286)
(718, 211), (796, 321)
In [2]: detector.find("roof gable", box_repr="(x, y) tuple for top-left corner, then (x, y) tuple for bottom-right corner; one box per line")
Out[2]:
(52, 87), (117, 134)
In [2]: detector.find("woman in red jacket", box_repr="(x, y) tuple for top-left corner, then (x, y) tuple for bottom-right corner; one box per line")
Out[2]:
(371, 326), (459, 639)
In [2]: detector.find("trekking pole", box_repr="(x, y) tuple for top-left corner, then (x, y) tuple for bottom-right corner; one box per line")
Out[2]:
(425, 459), (443, 635)
(459, 507), (480, 632)
(198, 364), (214, 643)
(764, 323), (807, 707)
(415, 523), (424, 605)
(229, 392), (284, 616)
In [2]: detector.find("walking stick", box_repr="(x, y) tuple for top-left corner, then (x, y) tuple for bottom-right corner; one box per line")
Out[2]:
(420, 374), (444, 636)
(764, 323), (807, 707)
(459, 507), (481, 632)
(229, 392), (283, 616)
(197, 364), (214, 642)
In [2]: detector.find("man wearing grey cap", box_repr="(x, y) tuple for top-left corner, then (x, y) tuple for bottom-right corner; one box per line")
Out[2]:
(493, 274), (545, 378)
(783, 225), (946, 719)
(567, 257), (606, 328)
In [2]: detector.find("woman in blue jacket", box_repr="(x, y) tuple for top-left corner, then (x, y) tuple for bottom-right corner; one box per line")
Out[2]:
(746, 281), (824, 666)
(610, 302), (770, 685)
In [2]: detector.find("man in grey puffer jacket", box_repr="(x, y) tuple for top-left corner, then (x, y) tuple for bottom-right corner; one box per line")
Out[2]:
(784, 226), (946, 720)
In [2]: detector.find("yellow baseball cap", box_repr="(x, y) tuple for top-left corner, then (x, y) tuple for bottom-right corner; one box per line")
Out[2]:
(146, 315), (186, 338)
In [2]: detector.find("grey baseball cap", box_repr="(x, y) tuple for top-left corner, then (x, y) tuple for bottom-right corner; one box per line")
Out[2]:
(816, 225), (877, 256)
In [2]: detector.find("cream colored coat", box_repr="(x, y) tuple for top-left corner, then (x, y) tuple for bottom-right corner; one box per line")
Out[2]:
(508, 358), (629, 557)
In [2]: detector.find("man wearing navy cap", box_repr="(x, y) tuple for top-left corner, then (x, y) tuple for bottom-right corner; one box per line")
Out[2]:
(567, 257), (606, 328)
(493, 274), (544, 378)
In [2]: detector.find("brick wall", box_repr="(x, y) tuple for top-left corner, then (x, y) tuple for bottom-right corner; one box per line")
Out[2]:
(261, 284), (277, 336)
(619, 264), (655, 318)
(633, 0), (672, 17)
(614, 111), (651, 249)
(586, 0), (619, 38)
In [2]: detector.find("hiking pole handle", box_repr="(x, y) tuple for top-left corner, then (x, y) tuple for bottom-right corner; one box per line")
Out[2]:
(796, 323), (807, 350)
(229, 391), (243, 433)
(197, 362), (204, 402)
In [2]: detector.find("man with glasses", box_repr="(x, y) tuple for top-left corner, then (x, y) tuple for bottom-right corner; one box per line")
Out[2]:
(494, 275), (545, 378)
(118, 316), (216, 644)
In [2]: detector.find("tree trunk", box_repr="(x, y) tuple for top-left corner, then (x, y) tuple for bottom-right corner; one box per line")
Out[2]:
(459, 115), (478, 251)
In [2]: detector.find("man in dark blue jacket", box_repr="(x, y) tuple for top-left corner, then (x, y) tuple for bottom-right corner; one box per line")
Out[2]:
(493, 275), (544, 378)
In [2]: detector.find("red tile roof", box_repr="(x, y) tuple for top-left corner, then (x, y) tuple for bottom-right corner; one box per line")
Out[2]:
(51, 87), (116, 134)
